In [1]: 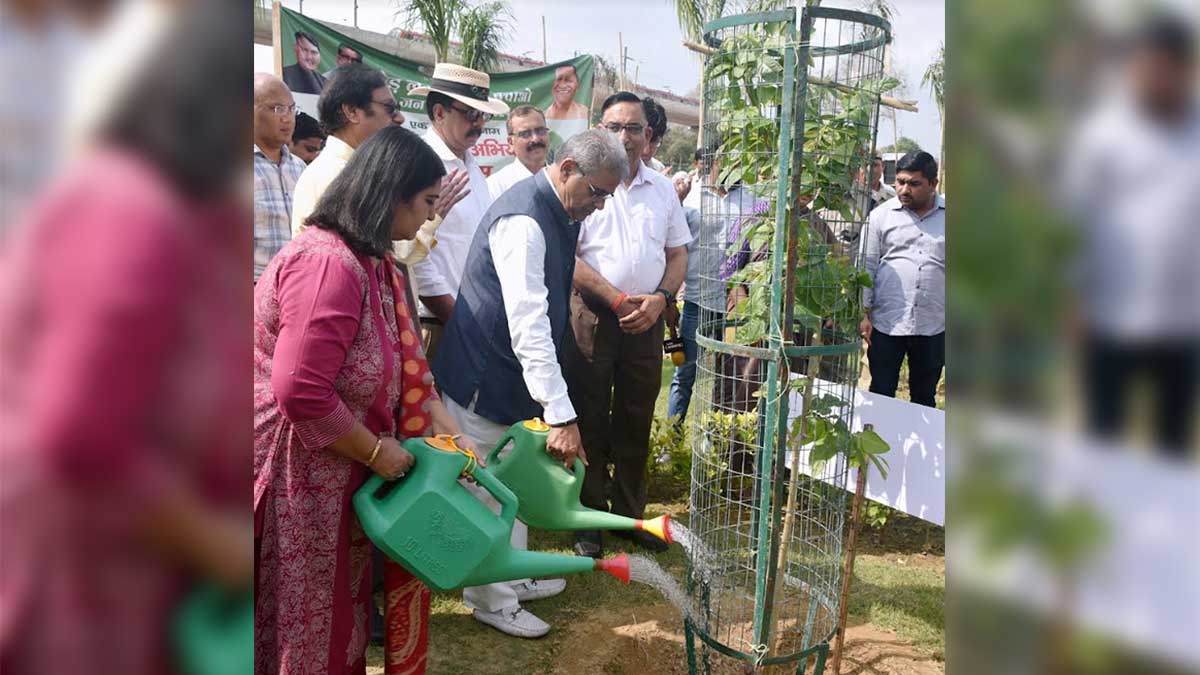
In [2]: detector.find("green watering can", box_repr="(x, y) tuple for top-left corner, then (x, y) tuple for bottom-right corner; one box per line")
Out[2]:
(354, 435), (630, 591)
(173, 584), (253, 675)
(485, 420), (674, 545)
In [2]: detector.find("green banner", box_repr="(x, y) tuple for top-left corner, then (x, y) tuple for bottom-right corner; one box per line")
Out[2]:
(280, 7), (594, 175)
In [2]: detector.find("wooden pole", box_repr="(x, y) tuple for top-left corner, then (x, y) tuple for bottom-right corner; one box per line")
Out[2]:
(829, 425), (873, 675)
(617, 32), (624, 89)
(681, 40), (919, 113)
(272, 1), (283, 76)
(542, 16), (548, 63)
(353, 0), (358, 27)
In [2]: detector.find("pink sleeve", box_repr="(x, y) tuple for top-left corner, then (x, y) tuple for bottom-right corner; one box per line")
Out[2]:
(24, 175), (191, 506)
(271, 253), (364, 450)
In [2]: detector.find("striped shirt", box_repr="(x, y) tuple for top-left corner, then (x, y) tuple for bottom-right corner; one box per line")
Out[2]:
(253, 144), (305, 281)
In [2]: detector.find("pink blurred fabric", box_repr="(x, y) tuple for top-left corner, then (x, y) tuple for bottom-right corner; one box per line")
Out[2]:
(0, 146), (250, 674)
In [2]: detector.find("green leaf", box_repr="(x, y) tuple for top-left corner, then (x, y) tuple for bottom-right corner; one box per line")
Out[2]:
(868, 453), (889, 480)
(853, 428), (890, 456)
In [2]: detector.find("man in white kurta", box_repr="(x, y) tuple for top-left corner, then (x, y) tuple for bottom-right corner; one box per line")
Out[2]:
(486, 105), (549, 200)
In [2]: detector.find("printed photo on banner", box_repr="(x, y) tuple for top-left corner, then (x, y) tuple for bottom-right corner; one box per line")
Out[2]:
(278, 6), (594, 176)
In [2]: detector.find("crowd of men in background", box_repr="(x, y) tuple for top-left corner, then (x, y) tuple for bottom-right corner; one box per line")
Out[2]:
(254, 40), (947, 638)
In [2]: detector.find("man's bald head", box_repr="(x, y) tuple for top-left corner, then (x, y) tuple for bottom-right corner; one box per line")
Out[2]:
(254, 73), (296, 156)
(254, 72), (291, 102)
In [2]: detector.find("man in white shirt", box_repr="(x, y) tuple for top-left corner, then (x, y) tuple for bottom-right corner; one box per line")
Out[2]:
(290, 64), (405, 235)
(567, 92), (691, 557)
(1062, 16), (1199, 453)
(409, 63), (510, 355)
(487, 104), (549, 200)
(433, 129), (627, 639)
(859, 151), (946, 409)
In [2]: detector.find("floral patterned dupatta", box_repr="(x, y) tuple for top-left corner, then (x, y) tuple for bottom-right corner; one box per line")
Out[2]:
(380, 253), (437, 675)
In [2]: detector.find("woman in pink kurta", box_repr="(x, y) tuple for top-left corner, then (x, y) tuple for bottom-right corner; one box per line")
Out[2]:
(254, 127), (469, 675)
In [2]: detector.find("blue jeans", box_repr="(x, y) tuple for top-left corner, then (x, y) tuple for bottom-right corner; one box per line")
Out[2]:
(667, 301), (700, 424)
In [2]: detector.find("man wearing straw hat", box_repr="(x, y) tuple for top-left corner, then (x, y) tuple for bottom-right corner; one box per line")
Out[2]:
(409, 64), (510, 358)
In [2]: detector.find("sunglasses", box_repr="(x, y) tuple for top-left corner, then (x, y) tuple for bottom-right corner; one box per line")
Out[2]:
(449, 103), (491, 124)
(372, 99), (400, 117)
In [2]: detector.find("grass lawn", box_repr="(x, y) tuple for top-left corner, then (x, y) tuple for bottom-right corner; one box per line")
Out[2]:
(368, 357), (944, 674)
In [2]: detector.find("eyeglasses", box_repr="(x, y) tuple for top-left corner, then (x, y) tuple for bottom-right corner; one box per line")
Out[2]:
(514, 126), (550, 140)
(260, 103), (298, 116)
(603, 122), (645, 135)
(338, 50), (363, 63)
(449, 103), (491, 124)
(578, 170), (614, 202)
(372, 99), (400, 117)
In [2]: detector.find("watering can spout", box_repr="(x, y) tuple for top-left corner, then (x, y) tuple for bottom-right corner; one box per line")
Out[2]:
(635, 514), (673, 544)
(467, 547), (597, 588)
(594, 553), (630, 584)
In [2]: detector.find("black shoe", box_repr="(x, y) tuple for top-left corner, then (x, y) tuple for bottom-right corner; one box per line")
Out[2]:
(573, 530), (603, 558)
(610, 528), (669, 553)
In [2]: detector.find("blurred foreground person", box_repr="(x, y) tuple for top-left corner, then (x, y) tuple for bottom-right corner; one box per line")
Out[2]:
(0, 4), (251, 674)
(1063, 14), (1199, 454)
(254, 126), (475, 675)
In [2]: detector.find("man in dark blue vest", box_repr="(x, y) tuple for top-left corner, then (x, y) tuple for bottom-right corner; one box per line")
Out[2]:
(431, 129), (628, 638)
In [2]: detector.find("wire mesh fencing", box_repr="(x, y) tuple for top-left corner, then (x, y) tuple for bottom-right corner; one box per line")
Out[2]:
(686, 6), (890, 673)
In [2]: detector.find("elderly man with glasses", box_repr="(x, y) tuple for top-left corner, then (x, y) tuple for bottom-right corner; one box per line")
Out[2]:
(253, 73), (306, 282)
(433, 129), (628, 639)
(566, 91), (691, 558)
(408, 63), (511, 357)
(487, 105), (551, 199)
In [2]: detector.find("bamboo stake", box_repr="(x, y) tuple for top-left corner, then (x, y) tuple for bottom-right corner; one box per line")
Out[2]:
(829, 425), (872, 675)
(768, 326), (822, 657)
(272, 1), (283, 77)
(682, 40), (919, 113)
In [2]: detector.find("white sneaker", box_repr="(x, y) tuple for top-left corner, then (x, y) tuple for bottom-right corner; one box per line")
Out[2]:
(510, 578), (566, 603)
(471, 606), (550, 638)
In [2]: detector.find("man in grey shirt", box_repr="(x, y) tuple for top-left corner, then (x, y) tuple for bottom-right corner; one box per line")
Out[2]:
(859, 150), (945, 407)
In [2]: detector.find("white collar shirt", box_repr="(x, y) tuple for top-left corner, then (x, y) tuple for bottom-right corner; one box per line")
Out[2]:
(486, 159), (537, 201)
(577, 162), (692, 295)
(1063, 97), (1200, 339)
(411, 128), (493, 314)
(863, 194), (946, 336)
(290, 134), (355, 236)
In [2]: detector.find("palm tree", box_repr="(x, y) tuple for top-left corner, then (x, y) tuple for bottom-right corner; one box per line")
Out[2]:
(921, 41), (945, 186)
(458, 2), (510, 72)
(399, 0), (467, 63)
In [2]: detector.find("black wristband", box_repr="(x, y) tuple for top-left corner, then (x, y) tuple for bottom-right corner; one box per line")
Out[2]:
(655, 287), (675, 304)
(548, 418), (577, 428)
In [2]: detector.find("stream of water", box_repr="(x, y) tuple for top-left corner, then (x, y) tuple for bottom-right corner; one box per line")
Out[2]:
(669, 520), (716, 582)
(627, 554), (692, 619)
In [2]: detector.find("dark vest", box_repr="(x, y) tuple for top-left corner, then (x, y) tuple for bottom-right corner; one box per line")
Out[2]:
(432, 171), (580, 425)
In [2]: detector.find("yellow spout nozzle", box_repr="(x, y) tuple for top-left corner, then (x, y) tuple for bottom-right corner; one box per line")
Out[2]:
(671, 351), (686, 367)
(636, 514), (673, 544)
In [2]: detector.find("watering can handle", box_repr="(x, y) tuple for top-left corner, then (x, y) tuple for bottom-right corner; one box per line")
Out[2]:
(468, 465), (520, 527)
(485, 430), (517, 467)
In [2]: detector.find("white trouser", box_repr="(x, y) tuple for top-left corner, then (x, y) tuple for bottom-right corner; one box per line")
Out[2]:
(445, 395), (530, 613)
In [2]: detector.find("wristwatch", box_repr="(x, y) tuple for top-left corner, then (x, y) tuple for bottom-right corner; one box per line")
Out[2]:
(655, 287), (675, 305)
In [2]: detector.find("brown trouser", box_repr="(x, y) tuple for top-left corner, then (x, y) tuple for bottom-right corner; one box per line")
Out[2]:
(420, 317), (443, 363)
(565, 291), (665, 519)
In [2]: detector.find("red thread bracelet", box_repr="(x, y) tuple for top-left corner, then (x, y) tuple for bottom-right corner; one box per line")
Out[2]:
(610, 292), (628, 313)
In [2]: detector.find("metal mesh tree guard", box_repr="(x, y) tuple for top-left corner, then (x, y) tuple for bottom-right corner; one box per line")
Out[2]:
(685, 6), (890, 674)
